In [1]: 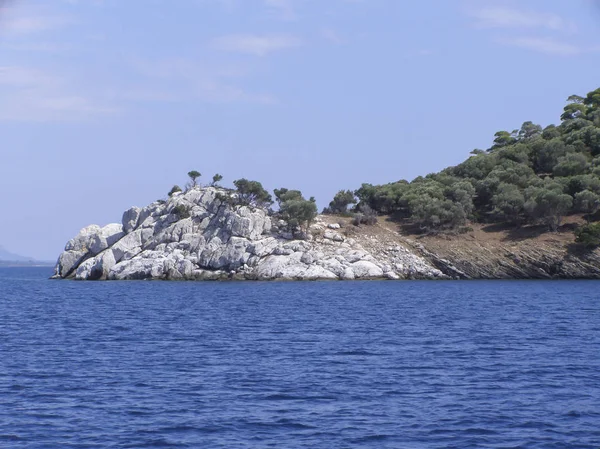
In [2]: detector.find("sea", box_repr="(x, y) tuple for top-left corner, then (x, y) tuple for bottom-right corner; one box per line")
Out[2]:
(1, 267), (599, 448)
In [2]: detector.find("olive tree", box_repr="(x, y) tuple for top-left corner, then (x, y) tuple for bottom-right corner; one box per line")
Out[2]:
(187, 170), (201, 187)
(233, 179), (272, 207)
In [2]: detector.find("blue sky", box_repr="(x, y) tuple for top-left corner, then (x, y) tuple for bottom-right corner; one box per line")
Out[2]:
(1, 0), (600, 260)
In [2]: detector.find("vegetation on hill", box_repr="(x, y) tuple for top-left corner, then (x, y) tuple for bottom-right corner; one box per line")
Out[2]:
(340, 88), (600, 233)
(169, 88), (600, 244)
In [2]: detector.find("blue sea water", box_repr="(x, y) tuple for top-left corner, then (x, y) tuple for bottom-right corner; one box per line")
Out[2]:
(0, 268), (599, 448)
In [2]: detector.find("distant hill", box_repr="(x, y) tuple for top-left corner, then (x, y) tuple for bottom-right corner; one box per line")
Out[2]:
(0, 245), (53, 266)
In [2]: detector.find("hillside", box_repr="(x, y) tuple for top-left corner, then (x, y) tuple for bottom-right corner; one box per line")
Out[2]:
(53, 88), (600, 280)
(339, 87), (600, 244)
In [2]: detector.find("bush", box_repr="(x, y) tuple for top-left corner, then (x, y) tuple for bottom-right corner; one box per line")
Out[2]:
(575, 222), (600, 248)
(168, 185), (182, 197)
(280, 197), (317, 232)
(215, 192), (236, 206)
(352, 204), (377, 226)
(233, 179), (272, 207)
(327, 190), (357, 214)
(171, 204), (191, 219)
(211, 173), (223, 186)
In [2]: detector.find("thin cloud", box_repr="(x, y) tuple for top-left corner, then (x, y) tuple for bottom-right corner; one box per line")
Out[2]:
(212, 33), (302, 56)
(497, 37), (584, 56)
(469, 7), (576, 33)
(2, 41), (72, 53)
(2, 13), (71, 34)
(129, 58), (278, 105)
(0, 66), (117, 122)
(264, 0), (297, 21)
(321, 28), (345, 45)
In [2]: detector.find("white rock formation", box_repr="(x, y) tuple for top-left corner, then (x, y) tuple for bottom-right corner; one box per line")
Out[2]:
(53, 187), (446, 281)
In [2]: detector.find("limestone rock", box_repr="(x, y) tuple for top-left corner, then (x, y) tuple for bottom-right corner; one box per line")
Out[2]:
(122, 207), (142, 233)
(53, 186), (450, 281)
(350, 260), (384, 278)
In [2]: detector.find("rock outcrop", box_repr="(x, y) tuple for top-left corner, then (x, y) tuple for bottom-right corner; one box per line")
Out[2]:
(53, 187), (446, 281)
(54, 186), (600, 281)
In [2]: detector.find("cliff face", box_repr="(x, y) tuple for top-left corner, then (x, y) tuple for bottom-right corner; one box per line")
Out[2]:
(53, 187), (600, 281)
(53, 187), (445, 281)
(397, 224), (600, 280)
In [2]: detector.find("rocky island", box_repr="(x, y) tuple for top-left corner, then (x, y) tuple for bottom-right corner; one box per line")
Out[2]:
(54, 88), (600, 280)
(52, 186), (446, 281)
(53, 183), (600, 281)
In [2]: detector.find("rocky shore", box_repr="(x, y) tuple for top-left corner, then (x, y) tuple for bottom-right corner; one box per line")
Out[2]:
(53, 186), (600, 281)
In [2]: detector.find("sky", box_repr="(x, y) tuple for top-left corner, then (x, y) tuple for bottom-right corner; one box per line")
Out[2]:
(1, 0), (600, 260)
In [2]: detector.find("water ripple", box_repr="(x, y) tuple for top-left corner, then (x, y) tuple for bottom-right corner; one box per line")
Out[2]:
(0, 268), (599, 448)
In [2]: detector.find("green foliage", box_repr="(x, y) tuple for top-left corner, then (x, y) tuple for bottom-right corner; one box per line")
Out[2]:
(211, 173), (223, 186)
(584, 88), (600, 110)
(553, 153), (589, 177)
(352, 204), (377, 226)
(172, 204), (191, 219)
(575, 222), (600, 248)
(532, 138), (567, 173)
(274, 188), (303, 207)
(233, 179), (272, 207)
(276, 189), (317, 233)
(492, 183), (525, 225)
(327, 190), (357, 215)
(187, 170), (201, 186)
(524, 182), (572, 231)
(492, 130), (518, 150)
(349, 87), (600, 234)
(574, 190), (600, 216)
(518, 121), (542, 140)
(168, 185), (182, 197)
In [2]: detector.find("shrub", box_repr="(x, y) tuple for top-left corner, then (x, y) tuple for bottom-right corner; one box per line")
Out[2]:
(327, 190), (357, 215)
(171, 204), (191, 219)
(274, 188), (303, 207)
(168, 185), (182, 197)
(575, 222), (600, 248)
(211, 174), (223, 186)
(215, 192), (236, 206)
(233, 179), (273, 207)
(280, 197), (317, 232)
(574, 190), (600, 215)
(352, 204), (377, 226)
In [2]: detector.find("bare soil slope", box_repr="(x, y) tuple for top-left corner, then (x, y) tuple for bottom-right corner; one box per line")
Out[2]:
(322, 214), (600, 279)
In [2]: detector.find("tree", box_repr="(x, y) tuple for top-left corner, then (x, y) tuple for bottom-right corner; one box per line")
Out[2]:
(553, 153), (589, 177)
(274, 188), (303, 207)
(492, 183), (525, 225)
(584, 88), (600, 110)
(532, 138), (567, 173)
(561, 103), (587, 121)
(168, 185), (182, 197)
(574, 190), (600, 217)
(575, 222), (600, 248)
(491, 130), (518, 150)
(280, 197), (318, 233)
(518, 121), (542, 140)
(188, 170), (201, 187)
(567, 95), (585, 104)
(233, 179), (272, 207)
(524, 185), (573, 231)
(328, 190), (357, 214)
(211, 174), (223, 187)
(542, 125), (561, 140)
